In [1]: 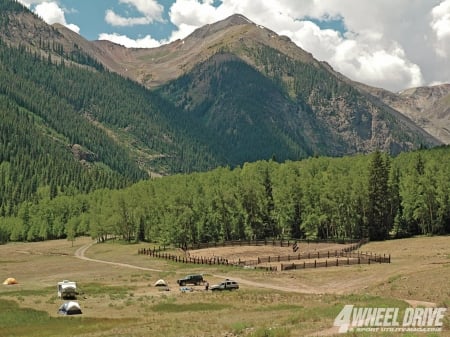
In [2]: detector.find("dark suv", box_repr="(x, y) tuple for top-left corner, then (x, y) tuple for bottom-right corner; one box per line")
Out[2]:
(176, 274), (204, 286)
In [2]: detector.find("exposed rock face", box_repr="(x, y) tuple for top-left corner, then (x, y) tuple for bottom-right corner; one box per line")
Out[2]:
(370, 84), (450, 144)
(70, 144), (96, 163)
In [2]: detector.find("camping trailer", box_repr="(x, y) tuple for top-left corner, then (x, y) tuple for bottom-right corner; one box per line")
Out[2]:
(57, 280), (77, 299)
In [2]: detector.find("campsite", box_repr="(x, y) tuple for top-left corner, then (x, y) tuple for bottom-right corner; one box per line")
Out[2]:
(0, 236), (449, 337)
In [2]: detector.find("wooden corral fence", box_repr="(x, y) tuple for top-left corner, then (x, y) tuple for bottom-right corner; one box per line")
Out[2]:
(137, 247), (278, 271)
(280, 251), (391, 270)
(234, 240), (366, 267)
(138, 248), (251, 268)
(137, 239), (390, 272)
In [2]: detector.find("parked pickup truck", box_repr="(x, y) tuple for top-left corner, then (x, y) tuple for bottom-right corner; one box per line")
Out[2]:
(176, 274), (204, 286)
(210, 279), (239, 291)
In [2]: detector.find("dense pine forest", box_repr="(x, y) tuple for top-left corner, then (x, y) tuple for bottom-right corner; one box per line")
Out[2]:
(1, 147), (449, 245)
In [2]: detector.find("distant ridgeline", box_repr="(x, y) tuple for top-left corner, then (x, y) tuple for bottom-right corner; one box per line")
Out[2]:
(1, 147), (450, 244)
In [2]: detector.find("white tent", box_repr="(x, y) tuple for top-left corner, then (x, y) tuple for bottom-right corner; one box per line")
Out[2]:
(58, 301), (82, 315)
(154, 279), (167, 287)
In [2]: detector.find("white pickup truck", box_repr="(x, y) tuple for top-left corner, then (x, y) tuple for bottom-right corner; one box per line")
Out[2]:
(210, 279), (239, 291)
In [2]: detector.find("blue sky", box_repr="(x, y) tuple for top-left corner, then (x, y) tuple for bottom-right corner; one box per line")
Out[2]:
(62, 0), (178, 41)
(18, 0), (450, 92)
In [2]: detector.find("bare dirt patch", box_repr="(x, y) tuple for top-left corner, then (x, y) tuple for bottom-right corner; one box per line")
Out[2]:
(188, 242), (355, 263)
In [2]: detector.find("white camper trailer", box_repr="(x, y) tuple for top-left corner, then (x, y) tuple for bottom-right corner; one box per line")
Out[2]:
(57, 280), (77, 299)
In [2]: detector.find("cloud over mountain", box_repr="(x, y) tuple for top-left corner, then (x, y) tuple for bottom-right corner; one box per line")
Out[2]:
(18, 0), (450, 93)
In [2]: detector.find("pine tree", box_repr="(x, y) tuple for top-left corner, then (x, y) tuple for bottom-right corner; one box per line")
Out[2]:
(367, 151), (391, 240)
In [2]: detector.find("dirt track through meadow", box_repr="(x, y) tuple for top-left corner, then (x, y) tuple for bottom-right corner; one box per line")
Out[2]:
(74, 242), (163, 272)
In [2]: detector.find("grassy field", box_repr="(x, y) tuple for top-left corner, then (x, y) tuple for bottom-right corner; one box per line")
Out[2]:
(0, 236), (449, 337)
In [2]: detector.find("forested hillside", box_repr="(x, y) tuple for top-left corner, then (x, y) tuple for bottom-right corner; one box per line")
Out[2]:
(1, 147), (449, 244)
(0, 37), (224, 215)
(158, 54), (320, 165)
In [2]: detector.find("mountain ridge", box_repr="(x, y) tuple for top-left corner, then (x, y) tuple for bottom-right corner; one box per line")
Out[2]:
(0, 4), (446, 168)
(80, 14), (447, 148)
(81, 13), (319, 87)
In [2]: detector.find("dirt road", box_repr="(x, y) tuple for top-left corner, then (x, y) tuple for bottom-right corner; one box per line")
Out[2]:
(74, 241), (163, 272)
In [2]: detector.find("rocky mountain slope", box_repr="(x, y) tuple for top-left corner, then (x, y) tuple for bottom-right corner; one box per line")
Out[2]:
(369, 84), (450, 144)
(88, 14), (443, 155)
(88, 14), (450, 148)
(0, 3), (445, 174)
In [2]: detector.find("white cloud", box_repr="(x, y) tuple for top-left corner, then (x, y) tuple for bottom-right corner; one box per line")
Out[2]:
(64, 23), (80, 34)
(119, 0), (163, 18)
(170, 0), (222, 26)
(105, 0), (163, 27)
(105, 9), (152, 26)
(431, 0), (450, 57)
(18, 1), (80, 34)
(17, 0), (43, 7)
(432, 0), (450, 39)
(163, 0), (450, 92)
(34, 2), (64, 23)
(98, 33), (162, 48)
(279, 21), (424, 90)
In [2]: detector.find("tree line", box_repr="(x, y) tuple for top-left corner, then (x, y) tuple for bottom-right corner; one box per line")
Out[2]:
(1, 147), (449, 244)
